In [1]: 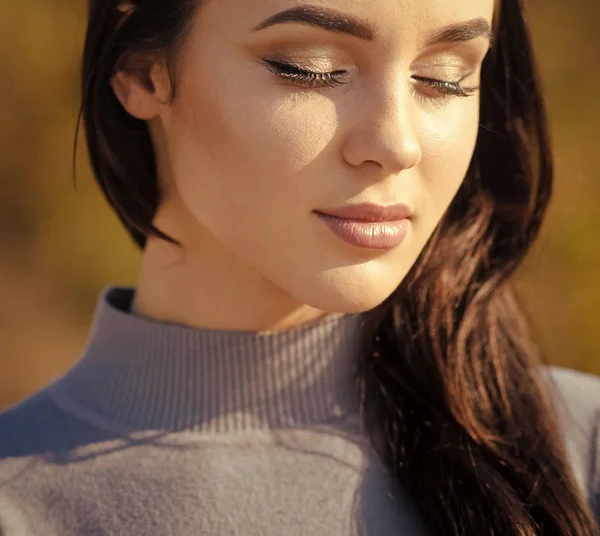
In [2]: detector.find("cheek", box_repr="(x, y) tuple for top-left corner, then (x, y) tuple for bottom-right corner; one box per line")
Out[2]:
(419, 100), (480, 215)
(168, 67), (339, 219)
(160, 56), (346, 275)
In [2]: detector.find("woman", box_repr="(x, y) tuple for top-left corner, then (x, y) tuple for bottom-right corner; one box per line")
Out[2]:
(0, 0), (598, 534)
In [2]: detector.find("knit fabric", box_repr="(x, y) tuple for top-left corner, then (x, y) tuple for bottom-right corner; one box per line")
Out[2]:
(0, 287), (598, 535)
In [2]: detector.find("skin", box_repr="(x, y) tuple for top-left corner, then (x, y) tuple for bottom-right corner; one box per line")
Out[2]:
(111, 0), (494, 332)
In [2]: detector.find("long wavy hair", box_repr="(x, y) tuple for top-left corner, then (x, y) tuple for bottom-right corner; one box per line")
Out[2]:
(78, 0), (599, 533)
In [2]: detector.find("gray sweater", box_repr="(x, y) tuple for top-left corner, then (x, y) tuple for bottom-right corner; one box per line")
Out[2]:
(0, 287), (598, 535)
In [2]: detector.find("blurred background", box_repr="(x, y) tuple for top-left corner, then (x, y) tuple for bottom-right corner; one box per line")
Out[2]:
(0, 1), (599, 410)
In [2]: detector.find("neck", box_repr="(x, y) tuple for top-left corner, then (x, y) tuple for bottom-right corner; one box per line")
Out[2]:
(134, 229), (330, 333)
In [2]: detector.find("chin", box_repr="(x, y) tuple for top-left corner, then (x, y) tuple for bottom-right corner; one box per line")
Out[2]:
(291, 270), (404, 315)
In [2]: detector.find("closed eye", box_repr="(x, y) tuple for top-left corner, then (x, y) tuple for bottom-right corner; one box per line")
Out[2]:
(263, 58), (479, 99)
(263, 59), (348, 89)
(412, 75), (479, 98)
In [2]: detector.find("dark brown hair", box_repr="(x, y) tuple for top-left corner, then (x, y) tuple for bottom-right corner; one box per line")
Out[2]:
(79, 0), (599, 533)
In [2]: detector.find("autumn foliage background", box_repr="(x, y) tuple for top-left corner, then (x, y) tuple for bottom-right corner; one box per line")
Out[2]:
(1, 1), (599, 410)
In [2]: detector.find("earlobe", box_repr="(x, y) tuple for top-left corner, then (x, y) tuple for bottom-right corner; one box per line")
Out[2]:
(110, 69), (162, 120)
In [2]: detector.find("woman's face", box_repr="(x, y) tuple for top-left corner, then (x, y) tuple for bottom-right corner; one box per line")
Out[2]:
(147, 0), (494, 316)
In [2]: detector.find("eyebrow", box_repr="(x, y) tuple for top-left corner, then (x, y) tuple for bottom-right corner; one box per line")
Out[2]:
(253, 6), (492, 47)
(425, 17), (493, 46)
(252, 5), (375, 41)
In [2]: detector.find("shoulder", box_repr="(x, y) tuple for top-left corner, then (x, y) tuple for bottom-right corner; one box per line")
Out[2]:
(0, 386), (111, 459)
(0, 389), (69, 533)
(540, 365), (600, 517)
(543, 365), (600, 402)
(0, 388), (60, 456)
(0, 387), (120, 533)
(541, 365), (600, 435)
(0, 388), (76, 457)
(0, 385), (120, 474)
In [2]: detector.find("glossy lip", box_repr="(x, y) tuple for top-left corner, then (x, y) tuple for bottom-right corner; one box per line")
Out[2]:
(315, 213), (410, 250)
(314, 202), (413, 223)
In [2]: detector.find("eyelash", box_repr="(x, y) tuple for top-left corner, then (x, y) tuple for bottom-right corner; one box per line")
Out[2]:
(412, 75), (479, 98)
(263, 58), (479, 98)
(263, 59), (347, 88)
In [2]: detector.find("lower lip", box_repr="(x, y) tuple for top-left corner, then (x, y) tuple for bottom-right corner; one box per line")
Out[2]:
(315, 212), (410, 250)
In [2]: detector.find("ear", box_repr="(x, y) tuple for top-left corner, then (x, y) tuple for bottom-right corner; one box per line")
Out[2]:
(110, 57), (171, 120)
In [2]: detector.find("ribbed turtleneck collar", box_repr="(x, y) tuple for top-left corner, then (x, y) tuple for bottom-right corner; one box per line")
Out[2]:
(50, 287), (367, 434)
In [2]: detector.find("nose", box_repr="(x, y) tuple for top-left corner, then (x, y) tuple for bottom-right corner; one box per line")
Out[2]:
(341, 82), (422, 174)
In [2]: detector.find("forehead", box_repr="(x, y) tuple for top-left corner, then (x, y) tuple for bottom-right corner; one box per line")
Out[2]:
(211, 0), (497, 41)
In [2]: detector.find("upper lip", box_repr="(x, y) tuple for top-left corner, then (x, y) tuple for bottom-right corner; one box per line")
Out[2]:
(315, 202), (413, 222)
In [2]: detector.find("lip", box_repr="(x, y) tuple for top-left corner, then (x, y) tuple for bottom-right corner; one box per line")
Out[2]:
(315, 202), (413, 222)
(314, 203), (412, 250)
